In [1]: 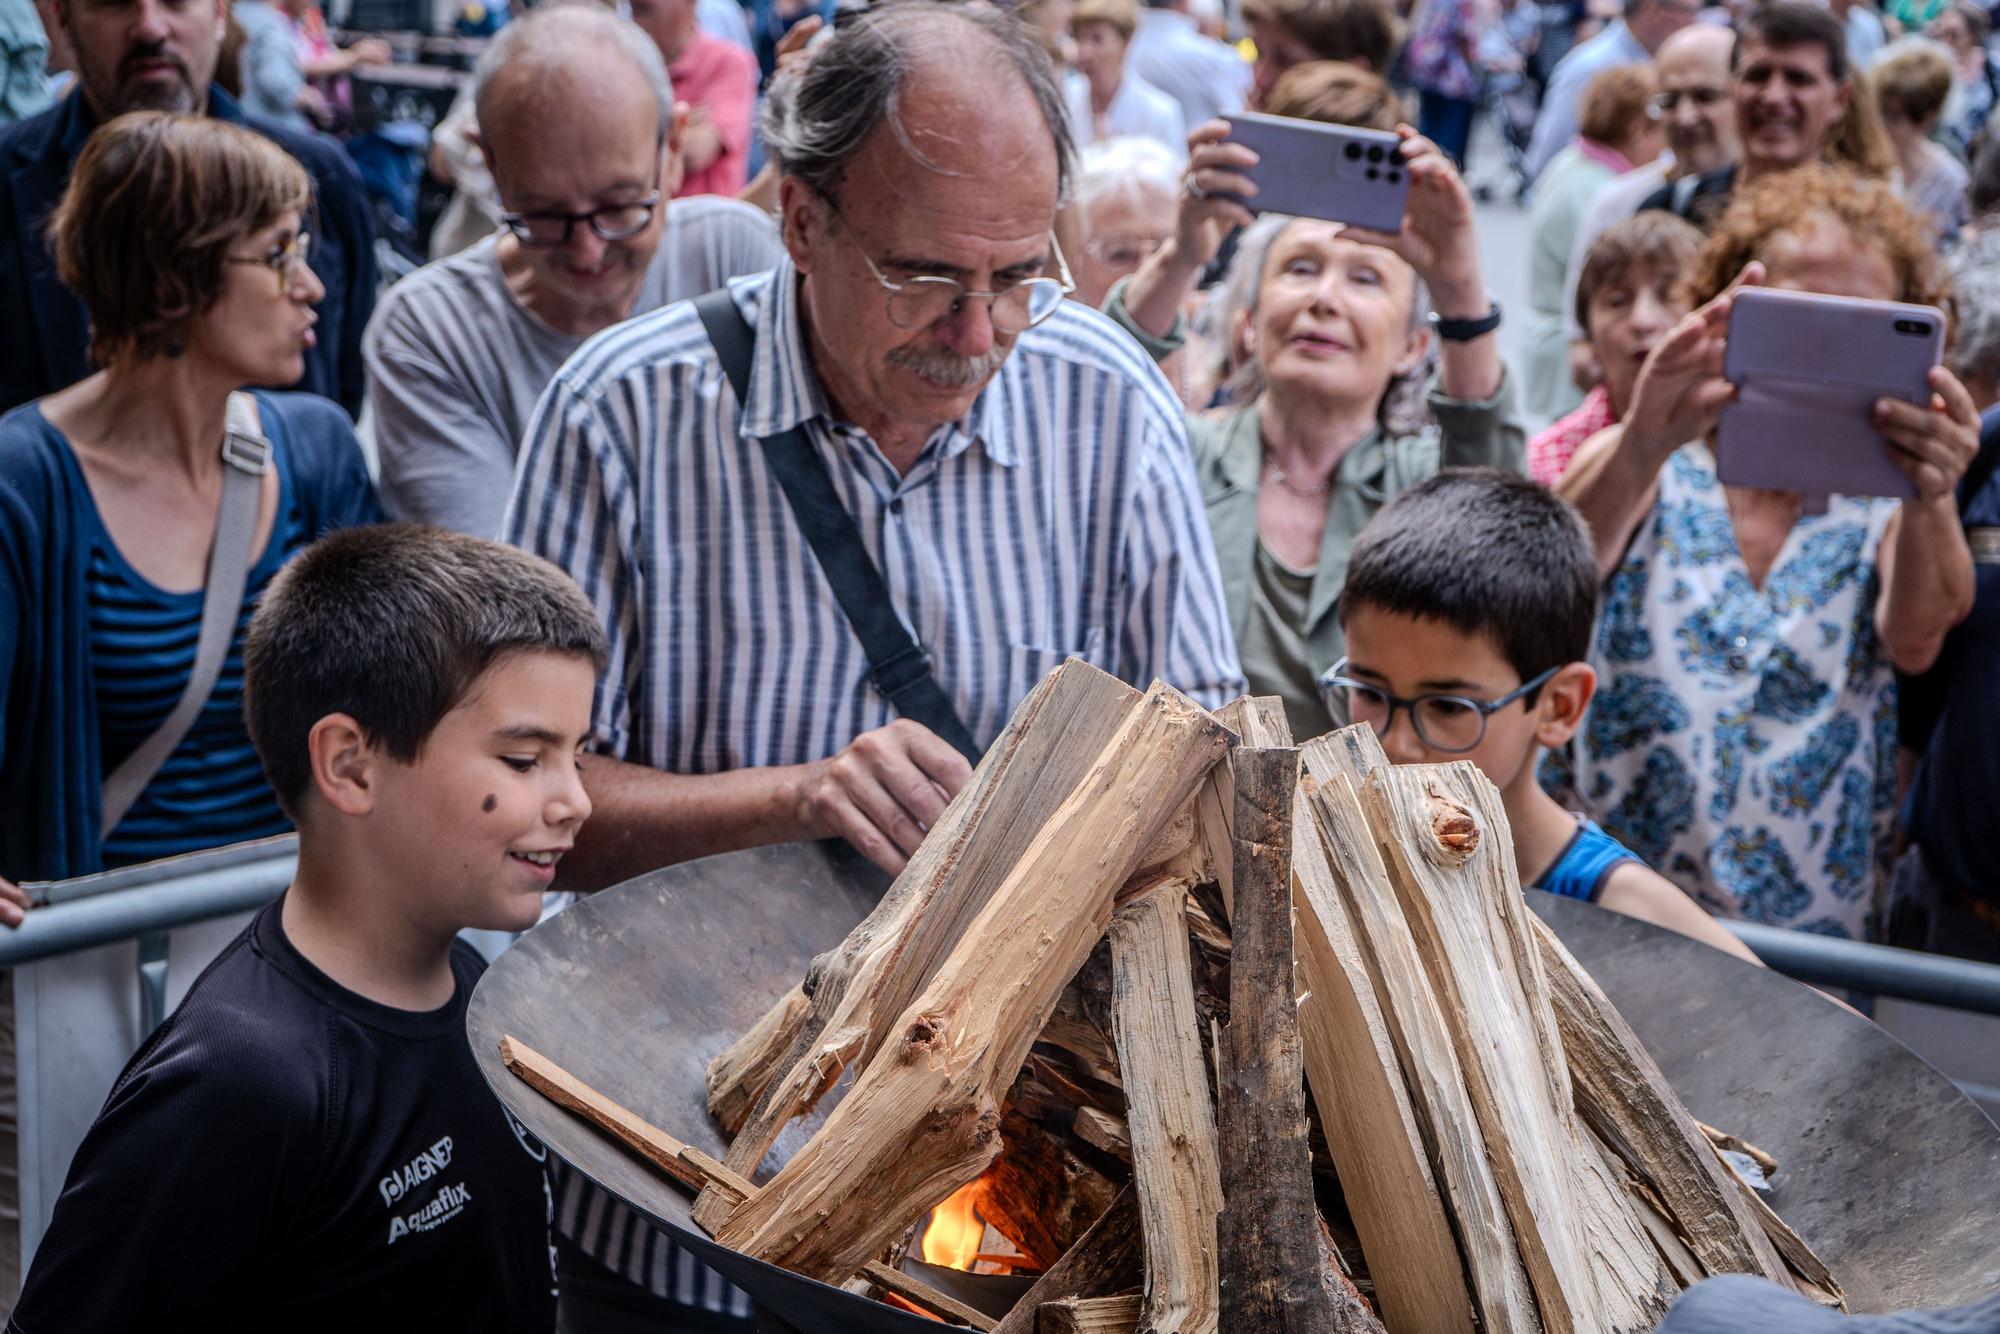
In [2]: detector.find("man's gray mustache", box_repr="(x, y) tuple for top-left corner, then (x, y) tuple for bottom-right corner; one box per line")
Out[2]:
(888, 342), (1009, 388)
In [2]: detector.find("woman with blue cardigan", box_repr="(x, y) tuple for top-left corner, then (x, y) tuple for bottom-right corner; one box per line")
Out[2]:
(0, 112), (381, 909)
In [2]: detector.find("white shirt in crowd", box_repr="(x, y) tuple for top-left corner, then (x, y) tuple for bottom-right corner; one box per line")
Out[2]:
(1065, 67), (1189, 156)
(363, 196), (782, 539)
(1129, 7), (1251, 131)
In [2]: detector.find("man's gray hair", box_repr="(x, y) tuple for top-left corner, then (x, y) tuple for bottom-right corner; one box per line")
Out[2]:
(1948, 234), (2000, 388)
(472, 5), (675, 141)
(759, 0), (1076, 201)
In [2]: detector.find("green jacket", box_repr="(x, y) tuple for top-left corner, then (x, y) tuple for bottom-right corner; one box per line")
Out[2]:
(1185, 383), (1526, 737)
(1103, 275), (1528, 737)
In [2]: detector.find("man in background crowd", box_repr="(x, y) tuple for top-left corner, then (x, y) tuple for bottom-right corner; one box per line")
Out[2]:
(1130, 0), (1251, 128)
(0, 0), (374, 414)
(630, 0), (757, 197)
(364, 5), (778, 538)
(1525, 0), (1697, 180)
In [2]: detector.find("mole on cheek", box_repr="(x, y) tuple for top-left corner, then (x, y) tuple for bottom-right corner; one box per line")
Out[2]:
(482, 794), (497, 814)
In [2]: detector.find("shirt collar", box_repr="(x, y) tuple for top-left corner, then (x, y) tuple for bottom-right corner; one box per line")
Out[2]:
(61, 83), (244, 161)
(737, 255), (1021, 468)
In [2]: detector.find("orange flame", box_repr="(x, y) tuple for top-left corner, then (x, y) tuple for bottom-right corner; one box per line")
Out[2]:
(920, 1183), (985, 1270)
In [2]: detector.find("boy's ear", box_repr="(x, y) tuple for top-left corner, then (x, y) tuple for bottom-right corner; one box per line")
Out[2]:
(1532, 662), (1597, 751)
(307, 714), (379, 818)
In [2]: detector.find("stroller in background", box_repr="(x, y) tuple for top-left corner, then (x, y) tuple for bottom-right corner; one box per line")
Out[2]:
(1468, 0), (1539, 201)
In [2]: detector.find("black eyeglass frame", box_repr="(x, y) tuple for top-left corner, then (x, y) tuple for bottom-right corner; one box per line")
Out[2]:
(498, 140), (667, 248)
(1316, 656), (1563, 754)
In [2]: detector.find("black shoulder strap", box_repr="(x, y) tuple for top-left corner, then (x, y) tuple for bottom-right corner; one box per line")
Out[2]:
(693, 289), (982, 764)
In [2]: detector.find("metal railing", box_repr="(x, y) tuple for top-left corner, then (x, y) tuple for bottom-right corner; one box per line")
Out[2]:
(1724, 920), (2000, 1018)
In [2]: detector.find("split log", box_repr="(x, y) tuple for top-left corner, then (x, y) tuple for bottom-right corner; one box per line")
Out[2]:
(977, 1109), (1122, 1269)
(712, 683), (1230, 1279)
(698, 661), (1140, 1227)
(991, 1185), (1144, 1334)
(1738, 1166), (1847, 1308)
(1109, 876), (1225, 1334)
(706, 982), (808, 1137)
(1072, 1107), (1131, 1162)
(1530, 913), (1794, 1285)
(1195, 696), (1292, 921)
(1299, 735), (1528, 1334)
(1362, 759), (1675, 1333)
(499, 1036), (994, 1329)
(1215, 745), (1344, 1333)
(1314, 1215), (1386, 1333)
(1039, 1293), (1142, 1333)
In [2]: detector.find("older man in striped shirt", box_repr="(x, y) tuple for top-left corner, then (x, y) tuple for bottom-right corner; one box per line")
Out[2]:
(505, 2), (1241, 1320)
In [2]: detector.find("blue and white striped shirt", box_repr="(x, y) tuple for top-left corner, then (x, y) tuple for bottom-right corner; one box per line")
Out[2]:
(504, 257), (1243, 1308)
(506, 256), (1244, 771)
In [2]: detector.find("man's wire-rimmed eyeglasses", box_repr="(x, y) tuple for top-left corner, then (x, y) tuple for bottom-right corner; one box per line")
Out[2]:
(1316, 656), (1561, 754)
(821, 195), (1075, 335)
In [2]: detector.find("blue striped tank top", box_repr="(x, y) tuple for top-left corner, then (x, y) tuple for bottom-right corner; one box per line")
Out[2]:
(1534, 817), (1644, 904)
(79, 445), (304, 868)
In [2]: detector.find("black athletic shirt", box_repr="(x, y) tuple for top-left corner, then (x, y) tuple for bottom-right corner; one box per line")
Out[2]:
(7, 896), (558, 1334)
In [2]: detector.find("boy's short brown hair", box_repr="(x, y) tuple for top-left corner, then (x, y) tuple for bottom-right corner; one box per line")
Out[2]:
(1072, 0), (1139, 39)
(1262, 60), (1405, 131)
(243, 525), (610, 821)
(1242, 0), (1398, 73)
(48, 111), (312, 369)
(1574, 209), (1703, 333)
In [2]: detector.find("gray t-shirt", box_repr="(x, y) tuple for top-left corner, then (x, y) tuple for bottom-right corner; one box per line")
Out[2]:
(365, 196), (781, 537)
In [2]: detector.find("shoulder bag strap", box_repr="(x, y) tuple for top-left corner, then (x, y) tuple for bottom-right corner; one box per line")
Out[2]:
(100, 391), (273, 839)
(692, 289), (982, 764)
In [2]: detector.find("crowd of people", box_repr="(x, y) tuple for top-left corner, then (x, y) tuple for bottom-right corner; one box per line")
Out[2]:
(0, 0), (1996, 1324)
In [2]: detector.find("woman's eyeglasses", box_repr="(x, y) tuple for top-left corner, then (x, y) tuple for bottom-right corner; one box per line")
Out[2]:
(1315, 657), (1560, 754)
(227, 232), (313, 285)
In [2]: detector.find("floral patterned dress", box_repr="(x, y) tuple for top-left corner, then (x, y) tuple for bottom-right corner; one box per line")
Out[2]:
(1566, 445), (1901, 939)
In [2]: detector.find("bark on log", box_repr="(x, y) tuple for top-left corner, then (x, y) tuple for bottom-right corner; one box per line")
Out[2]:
(1530, 914), (1794, 1285)
(1363, 759), (1676, 1333)
(1290, 775), (1479, 1334)
(711, 684), (1229, 1278)
(991, 1185), (1145, 1334)
(698, 661), (1140, 1227)
(977, 1109), (1122, 1269)
(1196, 697), (1292, 923)
(706, 982), (808, 1137)
(1300, 734), (1534, 1334)
(1109, 876), (1225, 1334)
(1215, 745), (1345, 1333)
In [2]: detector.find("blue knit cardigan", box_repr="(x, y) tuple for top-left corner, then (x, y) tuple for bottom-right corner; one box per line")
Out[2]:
(0, 390), (381, 883)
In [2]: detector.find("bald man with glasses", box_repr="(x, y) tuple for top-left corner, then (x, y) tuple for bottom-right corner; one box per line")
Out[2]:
(361, 4), (779, 540)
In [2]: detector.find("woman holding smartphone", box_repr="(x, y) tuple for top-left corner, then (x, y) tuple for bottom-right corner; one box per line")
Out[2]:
(1556, 165), (1977, 945)
(1106, 111), (1525, 741)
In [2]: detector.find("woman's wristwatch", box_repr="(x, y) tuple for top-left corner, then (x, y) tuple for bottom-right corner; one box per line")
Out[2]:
(1429, 303), (1503, 342)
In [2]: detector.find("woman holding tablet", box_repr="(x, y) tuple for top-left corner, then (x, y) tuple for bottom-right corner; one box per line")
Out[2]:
(1556, 165), (1977, 943)
(1106, 113), (1525, 740)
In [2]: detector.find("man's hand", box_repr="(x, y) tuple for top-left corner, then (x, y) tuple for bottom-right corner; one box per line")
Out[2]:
(773, 13), (821, 74)
(1877, 365), (1980, 502)
(0, 875), (29, 928)
(789, 720), (975, 874)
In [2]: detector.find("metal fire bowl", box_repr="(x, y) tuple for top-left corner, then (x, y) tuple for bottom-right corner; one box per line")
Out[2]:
(467, 842), (2000, 1332)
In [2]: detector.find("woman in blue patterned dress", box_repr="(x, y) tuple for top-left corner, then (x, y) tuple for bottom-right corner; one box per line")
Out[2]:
(1555, 166), (1978, 940)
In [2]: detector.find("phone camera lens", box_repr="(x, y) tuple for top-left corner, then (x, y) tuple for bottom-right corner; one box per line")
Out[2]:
(1365, 166), (1380, 180)
(1387, 169), (1402, 183)
(1893, 318), (1931, 336)
(1344, 142), (1363, 160)
(1366, 145), (1385, 163)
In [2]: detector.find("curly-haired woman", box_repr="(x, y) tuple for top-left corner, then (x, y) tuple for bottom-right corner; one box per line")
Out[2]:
(1555, 165), (1977, 940)
(0, 112), (380, 900)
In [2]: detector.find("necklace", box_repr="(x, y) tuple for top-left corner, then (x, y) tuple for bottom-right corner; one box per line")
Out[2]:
(1263, 458), (1331, 498)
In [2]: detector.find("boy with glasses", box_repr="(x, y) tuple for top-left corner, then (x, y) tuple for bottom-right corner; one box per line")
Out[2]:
(1321, 468), (1759, 960)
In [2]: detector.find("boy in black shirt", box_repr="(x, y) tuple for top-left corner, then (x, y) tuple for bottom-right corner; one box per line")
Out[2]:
(8, 525), (608, 1334)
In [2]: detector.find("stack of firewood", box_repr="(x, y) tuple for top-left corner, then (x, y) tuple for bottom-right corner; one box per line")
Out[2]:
(505, 660), (1844, 1334)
